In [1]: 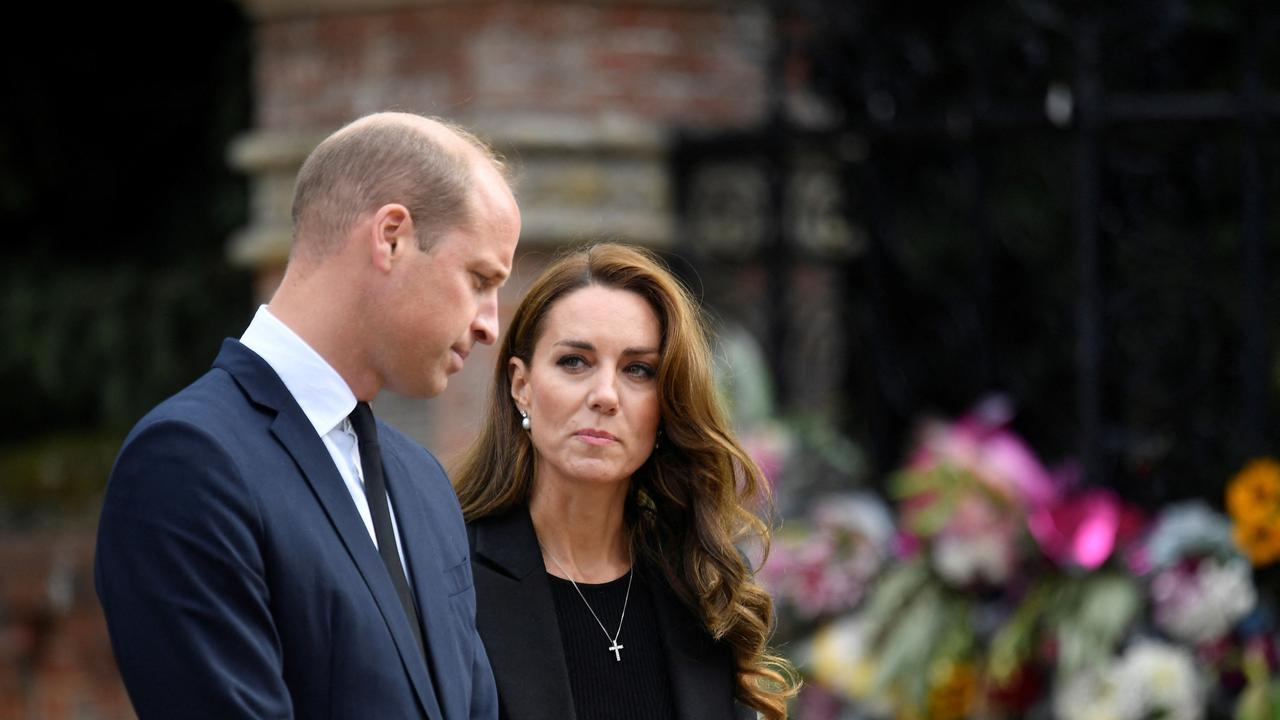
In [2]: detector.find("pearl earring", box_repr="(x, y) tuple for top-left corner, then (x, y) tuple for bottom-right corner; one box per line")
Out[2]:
(520, 410), (531, 431)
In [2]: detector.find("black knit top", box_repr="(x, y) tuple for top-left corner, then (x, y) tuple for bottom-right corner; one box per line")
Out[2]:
(548, 570), (676, 720)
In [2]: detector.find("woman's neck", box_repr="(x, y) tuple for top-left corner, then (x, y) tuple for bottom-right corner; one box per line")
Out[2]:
(528, 474), (631, 584)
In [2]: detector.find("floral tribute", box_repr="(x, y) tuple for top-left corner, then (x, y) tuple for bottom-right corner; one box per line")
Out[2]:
(759, 398), (1280, 720)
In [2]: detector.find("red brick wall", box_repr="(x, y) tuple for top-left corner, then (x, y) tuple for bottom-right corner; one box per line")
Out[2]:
(256, 2), (767, 130)
(0, 531), (133, 720)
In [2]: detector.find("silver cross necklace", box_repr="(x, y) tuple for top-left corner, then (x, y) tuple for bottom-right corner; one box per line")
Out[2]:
(541, 544), (634, 662)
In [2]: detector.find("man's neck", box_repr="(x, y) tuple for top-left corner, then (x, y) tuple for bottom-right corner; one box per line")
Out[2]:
(267, 264), (380, 402)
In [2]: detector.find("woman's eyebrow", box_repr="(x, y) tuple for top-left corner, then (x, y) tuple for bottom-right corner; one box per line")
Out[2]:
(551, 339), (659, 356)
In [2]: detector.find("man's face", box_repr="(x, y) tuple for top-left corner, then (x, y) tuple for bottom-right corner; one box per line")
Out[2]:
(378, 166), (520, 398)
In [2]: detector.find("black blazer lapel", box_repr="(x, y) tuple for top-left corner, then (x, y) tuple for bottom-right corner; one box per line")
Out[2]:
(214, 340), (442, 720)
(469, 508), (576, 720)
(647, 567), (743, 720)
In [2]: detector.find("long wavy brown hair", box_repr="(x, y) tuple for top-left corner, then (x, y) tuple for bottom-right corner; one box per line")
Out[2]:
(453, 242), (798, 718)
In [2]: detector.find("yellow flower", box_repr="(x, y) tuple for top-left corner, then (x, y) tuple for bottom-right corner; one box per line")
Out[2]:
(808, 617), (881, 702)
(1227, 458), (1280, 526)
(1233, 518), (1280, 567)
(926, 660), (979, 720)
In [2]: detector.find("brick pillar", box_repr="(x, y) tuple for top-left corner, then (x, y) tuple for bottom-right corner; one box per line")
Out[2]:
(229, 0), (767, 459)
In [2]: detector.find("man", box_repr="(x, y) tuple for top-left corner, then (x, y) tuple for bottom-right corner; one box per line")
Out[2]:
(95, 112), (521, 719)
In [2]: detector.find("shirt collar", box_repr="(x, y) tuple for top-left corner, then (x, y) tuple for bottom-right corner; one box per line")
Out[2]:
(240, 305), (356, 437)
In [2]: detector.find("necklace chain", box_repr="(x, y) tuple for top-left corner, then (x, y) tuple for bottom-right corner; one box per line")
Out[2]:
(541, 544), (634, 650)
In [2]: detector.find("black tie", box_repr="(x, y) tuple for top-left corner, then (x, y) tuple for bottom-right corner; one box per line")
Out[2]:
(349, 402), (426, 659)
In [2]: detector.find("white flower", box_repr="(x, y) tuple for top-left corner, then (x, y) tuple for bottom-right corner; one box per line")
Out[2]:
(1145, 501), (1239, 569)
(1116, 639), (1205, 720)
(801, 615), (892, 712)
(1053, 641), (1206, 720)
(931, 525), (1016, 586)
(1052, 662), (1142, 720)
(812, 491), (895, 555)
(1152, 557), (1256, 644)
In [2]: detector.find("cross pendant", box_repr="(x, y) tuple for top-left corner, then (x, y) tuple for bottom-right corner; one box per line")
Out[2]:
(608, 640), (624, 662)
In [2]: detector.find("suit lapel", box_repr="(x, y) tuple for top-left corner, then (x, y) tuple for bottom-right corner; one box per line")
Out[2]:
(216, 340), (442, 720)
(648, 567), (738, 720)
(471, 508), (577, 720)
(382, 442), (459, 720)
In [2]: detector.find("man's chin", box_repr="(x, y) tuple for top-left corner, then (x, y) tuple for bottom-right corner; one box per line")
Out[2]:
(423, 376), (449, 398)
(387, 373), (448, 400)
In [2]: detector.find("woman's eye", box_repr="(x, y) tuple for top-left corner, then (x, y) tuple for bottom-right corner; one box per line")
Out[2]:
(556, 355), (587, 370)
(625, 363), (656, 379)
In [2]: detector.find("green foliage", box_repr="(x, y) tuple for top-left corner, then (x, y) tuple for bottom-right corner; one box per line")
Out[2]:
(988, 580), (1055, 684)
(1235, 646), (1280, 720)
(850, 553), (1145, 714)
(0, 2), (253, 528)
(857, 559), (977, 710)
(0, 260), (251, 439)
(1050, 572), (1143, 678)
(986, 570), (1142, 687)
(0, 431), (122, 525)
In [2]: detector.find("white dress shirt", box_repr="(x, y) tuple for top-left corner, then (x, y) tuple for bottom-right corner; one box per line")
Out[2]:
(240, 305), (409, 574)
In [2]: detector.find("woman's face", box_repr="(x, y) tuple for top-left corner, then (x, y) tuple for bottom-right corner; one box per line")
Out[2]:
(511, 284), (663, 488)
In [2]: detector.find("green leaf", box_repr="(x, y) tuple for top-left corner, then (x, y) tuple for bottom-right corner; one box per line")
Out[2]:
(861, 561), (931, 640)
(1235, 646), (1279, 720)
(872, 582), (949, 705)
(989, 581), (1055, 684)
(1053, 572), (1141, 677)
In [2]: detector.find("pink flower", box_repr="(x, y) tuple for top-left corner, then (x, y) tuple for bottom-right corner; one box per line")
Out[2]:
(1028, 488), (1144, 569)
(739, 423), (793, 488)
(760, 494), (894, 617)
(907, 396), (1057, 510)
(894, 529), (922, 559)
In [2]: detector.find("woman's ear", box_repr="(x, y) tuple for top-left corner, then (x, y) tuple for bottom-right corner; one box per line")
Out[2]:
(509, 357), (530, 409)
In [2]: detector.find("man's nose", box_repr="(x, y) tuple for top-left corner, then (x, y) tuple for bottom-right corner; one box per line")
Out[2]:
(472, 295), (499, 345)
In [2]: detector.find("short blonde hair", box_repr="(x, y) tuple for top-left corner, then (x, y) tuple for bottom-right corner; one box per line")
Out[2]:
(290, 112), (505, 259)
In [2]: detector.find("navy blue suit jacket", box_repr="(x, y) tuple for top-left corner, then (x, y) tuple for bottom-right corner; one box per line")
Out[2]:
(95, 339), (498, 719)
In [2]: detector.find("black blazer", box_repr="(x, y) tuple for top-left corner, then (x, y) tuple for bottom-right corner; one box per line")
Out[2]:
(467, 507), (753, 720)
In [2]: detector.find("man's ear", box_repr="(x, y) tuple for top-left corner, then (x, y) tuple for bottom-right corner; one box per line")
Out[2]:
(370, 203), (414, 272)
(509, 357), (530, 409)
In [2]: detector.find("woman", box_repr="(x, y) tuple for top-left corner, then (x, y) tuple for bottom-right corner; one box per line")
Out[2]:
(453, 243), (797, 720)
